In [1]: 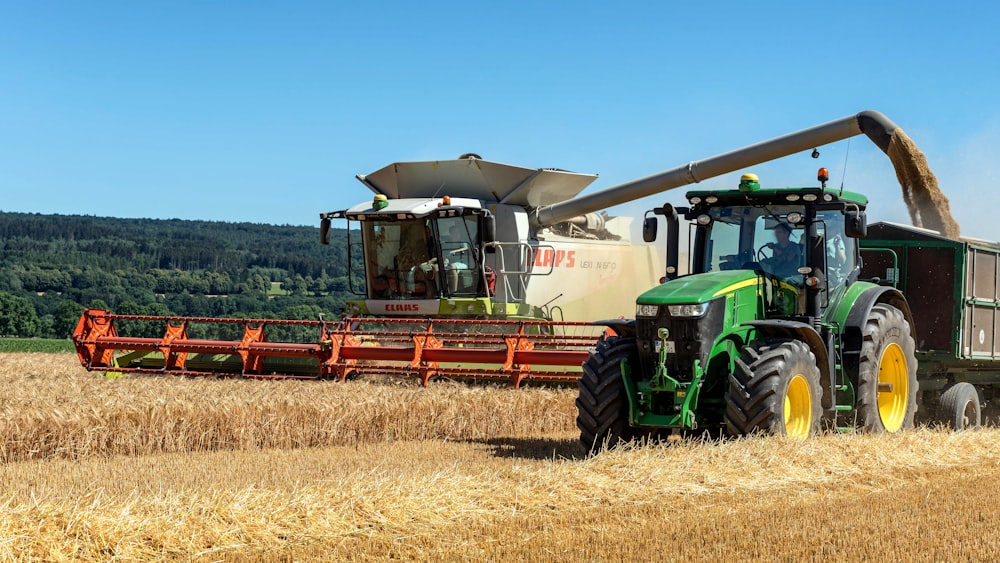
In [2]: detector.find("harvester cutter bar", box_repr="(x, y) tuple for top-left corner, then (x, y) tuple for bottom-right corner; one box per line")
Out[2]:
(72, 309), (601, 387)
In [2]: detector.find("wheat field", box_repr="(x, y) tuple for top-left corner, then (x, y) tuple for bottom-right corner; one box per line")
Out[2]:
(2, 353), (1000, 561)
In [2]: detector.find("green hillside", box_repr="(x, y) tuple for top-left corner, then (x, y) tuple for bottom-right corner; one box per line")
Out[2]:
(0, 211), (363, 339)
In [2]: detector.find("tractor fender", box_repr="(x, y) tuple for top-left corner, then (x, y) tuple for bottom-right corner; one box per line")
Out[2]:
(841, 286), (915, 378)
(742, 319), (832, 408)
(591, 319), (637, 338)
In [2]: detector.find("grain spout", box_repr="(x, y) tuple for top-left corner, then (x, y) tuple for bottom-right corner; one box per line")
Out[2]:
(887, 130), (961, 239)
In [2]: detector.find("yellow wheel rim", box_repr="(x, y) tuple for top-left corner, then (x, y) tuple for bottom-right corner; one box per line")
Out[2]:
(784, 374), (812, 439)
(878, 342), (909, 432)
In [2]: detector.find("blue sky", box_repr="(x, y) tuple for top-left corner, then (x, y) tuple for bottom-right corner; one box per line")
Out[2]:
(3, 1), (999, 239)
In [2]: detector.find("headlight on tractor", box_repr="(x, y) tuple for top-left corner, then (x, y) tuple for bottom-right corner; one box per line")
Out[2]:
(636, 304), (660, 317)
(667, 303), (710, 318)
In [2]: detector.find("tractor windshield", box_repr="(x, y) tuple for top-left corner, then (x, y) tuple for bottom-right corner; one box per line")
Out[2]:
(361, 216), (481, 299)
(703, 205), (805, 282)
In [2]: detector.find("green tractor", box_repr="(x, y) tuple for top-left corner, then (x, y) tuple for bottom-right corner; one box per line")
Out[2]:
(577, 170), (919, 448)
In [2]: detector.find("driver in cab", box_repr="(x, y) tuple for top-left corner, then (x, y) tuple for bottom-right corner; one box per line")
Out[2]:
(761, 223), (801, 278)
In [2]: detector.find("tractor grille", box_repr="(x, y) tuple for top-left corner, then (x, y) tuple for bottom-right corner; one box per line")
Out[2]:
(636, 299), (725, 382)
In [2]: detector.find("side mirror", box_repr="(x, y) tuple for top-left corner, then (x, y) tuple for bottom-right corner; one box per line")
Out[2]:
(845, 210), (867, 238)
(320, 217), (331, 245)
(642, 215), (658, 243)
(482, 213), (497, 253)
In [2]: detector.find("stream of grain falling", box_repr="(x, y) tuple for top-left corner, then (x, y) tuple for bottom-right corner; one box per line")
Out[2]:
(887, 130), (961, 239)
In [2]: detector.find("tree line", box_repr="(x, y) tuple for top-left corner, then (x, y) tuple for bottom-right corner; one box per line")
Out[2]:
(0, 211), (365, 339)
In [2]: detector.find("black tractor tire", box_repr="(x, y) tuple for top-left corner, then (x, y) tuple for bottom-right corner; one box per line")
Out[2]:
(940, 382), (981, 430)
(856, 303), (918, 433)
(576, 336), (642, 454)
(725, 339), (822, 439)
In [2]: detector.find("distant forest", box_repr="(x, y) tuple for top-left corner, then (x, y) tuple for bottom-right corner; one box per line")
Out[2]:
(0, 211), (364, 339)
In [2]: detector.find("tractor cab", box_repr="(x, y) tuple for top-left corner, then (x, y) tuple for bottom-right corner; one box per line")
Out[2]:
(646, 170), (868, 321)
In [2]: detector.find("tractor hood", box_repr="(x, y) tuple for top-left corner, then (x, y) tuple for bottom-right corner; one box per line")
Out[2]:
(637, 270), (759, 305)
(357, 157), (598, 208)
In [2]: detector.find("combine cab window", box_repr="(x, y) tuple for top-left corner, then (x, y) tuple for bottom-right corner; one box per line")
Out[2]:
(361, 216), (484, 300)
(437, 217), (479, 296)
(363, 219), (437, 299)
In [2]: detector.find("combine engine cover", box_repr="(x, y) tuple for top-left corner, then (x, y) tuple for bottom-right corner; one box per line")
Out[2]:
(530, 216), (662, 322)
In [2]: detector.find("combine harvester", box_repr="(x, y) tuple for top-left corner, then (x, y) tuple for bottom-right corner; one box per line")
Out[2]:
(74, 156), (664, 386)
(74, 110), (954, 391)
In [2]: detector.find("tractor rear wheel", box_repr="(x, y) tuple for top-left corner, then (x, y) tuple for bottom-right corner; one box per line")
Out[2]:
(576, 336), (641, 454)
(856, 304), (918, 433)
(940, 382), (981, 430)
(725, 339), (822, 439)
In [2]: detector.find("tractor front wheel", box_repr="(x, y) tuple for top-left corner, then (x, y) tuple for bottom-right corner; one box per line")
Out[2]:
(856, 304), (918, 433)
(576, 336), (641, 454)
(725, 339), (822, 439)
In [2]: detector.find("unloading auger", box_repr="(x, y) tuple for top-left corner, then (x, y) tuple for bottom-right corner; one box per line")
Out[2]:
(74, 111), (905, 385)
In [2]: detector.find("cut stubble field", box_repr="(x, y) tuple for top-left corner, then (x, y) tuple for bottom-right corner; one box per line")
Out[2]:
(2, 353), (1000, 561)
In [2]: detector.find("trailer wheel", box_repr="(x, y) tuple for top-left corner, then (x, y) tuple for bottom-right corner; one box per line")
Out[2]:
(856, 304), (918, 433)
(576, 336), (641, 454)
(725, 339), (821, 439)
(940, 382), (981, 430)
